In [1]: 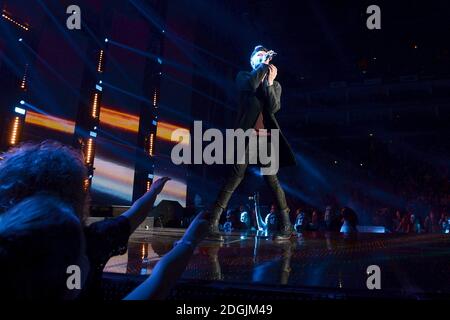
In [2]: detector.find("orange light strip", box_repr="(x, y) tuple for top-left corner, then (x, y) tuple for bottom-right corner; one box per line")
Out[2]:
(156, 121), (189, 145)
(10, 117), (20, 145)
(85, 138), (94, 164)
(92, 93), (99, 118)
(153, 88), (158, 107)
(20, 64), (28, 90)
(97, 50), (104, 73)
(146, 180), (151, 192)
(149, 133), (154, 156)
(25, 111), (75, 134)
(99, 106), (139, 133)
(1, 12), (29, 31)
(83, 178), (90, 191)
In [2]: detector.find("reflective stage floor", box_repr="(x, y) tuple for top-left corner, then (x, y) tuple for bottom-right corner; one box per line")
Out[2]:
(104, 229), (450, 299)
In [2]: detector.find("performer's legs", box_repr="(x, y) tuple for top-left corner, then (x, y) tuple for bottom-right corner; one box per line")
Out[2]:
(263, 174), (293, 238)
(209, 162), (248, 237)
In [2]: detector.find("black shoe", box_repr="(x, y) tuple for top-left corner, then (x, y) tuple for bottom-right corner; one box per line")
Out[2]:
(275, 208), (293, 240)
(274, 231), (293, 241)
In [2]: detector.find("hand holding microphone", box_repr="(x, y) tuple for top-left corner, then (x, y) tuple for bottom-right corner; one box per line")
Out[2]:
(264, 50), (277, 63)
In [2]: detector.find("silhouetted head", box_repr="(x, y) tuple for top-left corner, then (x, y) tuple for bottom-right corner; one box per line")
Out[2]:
(0, 194), (88, 300)
(0, 140), (88, 221)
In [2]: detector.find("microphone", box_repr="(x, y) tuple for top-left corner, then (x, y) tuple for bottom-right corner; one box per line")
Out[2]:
(265, 50), (277, 62)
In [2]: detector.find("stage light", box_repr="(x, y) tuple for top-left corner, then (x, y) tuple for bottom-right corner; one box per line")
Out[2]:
(18, 38), (22, 42)
(9, 117), (20, 145)
(83, 178), (90, 191)
(104, 38), (109, 43)
(95, 84), (102, 91)
(1, 12), (29, 31)
(148, 174), (154, 179)
(157, 58), (163, 65)
(85, 138), (94, 164)
(94, 126), (97, 130)
(162, 30), (165, 33)
(146, 180), (151, 192)
(92, 93), (99, 118)
(156, 122), (189, 145)
(14, 107), (26, 115)
(99, 107), (139, 132)
(20, 64), (28, 90)
(153, 88), (158, 107)
(89, 131), (97, 137)
(152, 120), (157, 126)
(97, 50), (104, 72)
(25, 111), (76, 134)
(149, 133), (154, 156)
(20, 100), (25, 105)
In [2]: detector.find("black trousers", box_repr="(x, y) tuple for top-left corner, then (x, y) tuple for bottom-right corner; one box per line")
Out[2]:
(211, 134), (289, 224)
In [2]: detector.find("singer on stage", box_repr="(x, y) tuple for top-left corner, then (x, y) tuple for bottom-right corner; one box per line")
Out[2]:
(208, 45), (297, 241)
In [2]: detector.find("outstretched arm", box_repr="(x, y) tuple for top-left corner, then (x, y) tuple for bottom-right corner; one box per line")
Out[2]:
(124, 211), (209, 300)
(122, 177), (170, 233)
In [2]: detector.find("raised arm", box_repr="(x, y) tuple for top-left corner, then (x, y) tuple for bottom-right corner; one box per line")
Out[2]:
(266, 81), (282, 114)
(236, 64), (269, 92)
(122, 177), (170, 233)
(124, 211), (209, 300)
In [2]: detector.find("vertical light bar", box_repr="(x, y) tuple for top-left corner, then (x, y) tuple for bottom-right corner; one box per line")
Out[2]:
(9, 117), (20, 146)
(92, 93), (99, 118)
(97, 50), (104, 73)
(146, 180), (151, 192)
(153, 88), (158, 107)
(85, 138), (94, 164)
(20, 64), (28, 90)
(149, 133), (154, 156)
(83, 178), (90, 191)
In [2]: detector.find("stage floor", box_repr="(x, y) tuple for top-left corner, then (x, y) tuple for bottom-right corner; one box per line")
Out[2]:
(104, 229), (450, 297)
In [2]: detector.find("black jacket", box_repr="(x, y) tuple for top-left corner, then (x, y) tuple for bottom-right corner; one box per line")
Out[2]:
(234, 64), (296, 168)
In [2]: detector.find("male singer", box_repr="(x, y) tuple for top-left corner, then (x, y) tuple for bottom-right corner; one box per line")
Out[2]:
(208, 45), (296, 241)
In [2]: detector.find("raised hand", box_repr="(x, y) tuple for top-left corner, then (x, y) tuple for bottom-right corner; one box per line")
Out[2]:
(149, 177), (171, 196)
(267, 64), (278, 86)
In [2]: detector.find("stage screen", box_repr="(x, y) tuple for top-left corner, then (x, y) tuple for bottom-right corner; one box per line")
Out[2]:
(90, 12), (151, 206)
(22, 26), (87, 144)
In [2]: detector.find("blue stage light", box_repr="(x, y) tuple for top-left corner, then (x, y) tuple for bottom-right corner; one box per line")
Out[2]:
(14, 107), (26, 115)
(20, 100), (25, 105)
(104, 38), (109, 43)
(18, 38), (23, 42)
